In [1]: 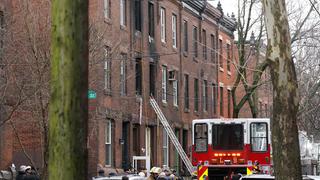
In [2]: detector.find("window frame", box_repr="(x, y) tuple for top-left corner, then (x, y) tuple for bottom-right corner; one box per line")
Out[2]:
(134, 0), (142, 31)
(162, 129), (169, 166)
(148, 2), (155, 37)
(227, 43), (231, 71)
(183, 20), (188, 52)
(184, 74), (189, 110)
(192, 26), (198, 58)
(172, 14), (177, 48)
(202, 29), (207, 60)
(250, 122), (268, 152)
(162, 65), (167, 103)
(194, 78), (199, 112)
(104, 46), (111, 94)
(203, 80), (208, 111)
(227, 89), (231, 117)
(212, 83), (217, 115)
(160, 7), (166, 43)
(105, 120), (112, 166)
(173, 80), (178, 107)
(120, 0), (127, 26)
(104, 0), (111, 19)
(210, 34), (216, 63)
(194, 123), (208, 152)
(120, 53), (127, 96)
(219, 39), (223, 68)
(220, 86), (224, 116)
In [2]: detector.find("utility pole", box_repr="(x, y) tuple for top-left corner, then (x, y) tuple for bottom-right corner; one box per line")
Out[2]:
(48, 0), (89, 179)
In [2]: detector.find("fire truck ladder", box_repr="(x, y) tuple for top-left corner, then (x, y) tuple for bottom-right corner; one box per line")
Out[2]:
(149, 97), (195, 175)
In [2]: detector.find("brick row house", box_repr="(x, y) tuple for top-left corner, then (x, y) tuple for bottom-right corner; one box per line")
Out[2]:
(0, 0), (237, 178)
(88, 0), (236, 177)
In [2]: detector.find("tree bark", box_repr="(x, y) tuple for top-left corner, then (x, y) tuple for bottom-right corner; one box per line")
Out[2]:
(262, 0), (302, 179)
(48, 0), (88, 179)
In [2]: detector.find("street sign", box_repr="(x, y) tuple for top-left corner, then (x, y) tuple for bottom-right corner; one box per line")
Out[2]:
(88, 90), (96, 99)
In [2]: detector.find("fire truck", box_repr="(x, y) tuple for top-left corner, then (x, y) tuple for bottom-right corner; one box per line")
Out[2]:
(192, 118), (272, 180)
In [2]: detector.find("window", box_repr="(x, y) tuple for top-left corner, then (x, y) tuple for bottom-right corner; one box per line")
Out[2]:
(220, 87), (224, 116)
(120, 54), (127, 96)
(162, 66), (167, 102)
(183, 20), (188, 52)
(104, 0), (111, 19)
(202, 29), (207, 60)
(194, 123), (208, 152)
(132, 125), (140, 155)
(203, 80), (208, 111)
(192, 26), (198, 58)
(134, 0), (142, 31)
(194, 78), (199, 111)
(211, 34), (215, 63)
(135, 58), (142, 95)
(184, 74), (189, 109)
(212, 83), (217, 115)
(212, 124), (243, 150)
(173, 80), (178, 107)
(149, 63), (156, 96)
(105, 120), (113, 166)
(104, 46), (111, 94)
(162, 129), (169, 166)
(145, 127), (151, 157)
(172, 14), (177, 48)
(148, 2), (155, 37)
(0, 11), (4, 29)
(265, 104), (268, 117)
(120, 0), (126, 26)
(160, 8), (166, 43)
(259, 101), (263, 116)
(227, 43), (231, 71)
(219, 39), (223, 68)
(250, 123), (268, 152)
(227, 89), (231, 117)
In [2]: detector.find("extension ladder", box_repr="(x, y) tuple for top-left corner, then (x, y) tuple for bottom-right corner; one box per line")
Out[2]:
(149, 97), (195, 175)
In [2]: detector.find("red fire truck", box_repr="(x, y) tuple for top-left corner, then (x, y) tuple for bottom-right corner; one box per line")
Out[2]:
(192, 118), (272, 180)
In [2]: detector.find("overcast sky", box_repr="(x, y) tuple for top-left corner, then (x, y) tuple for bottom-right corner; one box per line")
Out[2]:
(209, 1), (238, 16)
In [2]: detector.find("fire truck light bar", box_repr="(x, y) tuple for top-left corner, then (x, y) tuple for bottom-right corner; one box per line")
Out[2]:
(214, 153), (241, 157)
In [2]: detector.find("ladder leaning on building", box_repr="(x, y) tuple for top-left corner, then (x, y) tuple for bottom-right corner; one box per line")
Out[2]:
(149, 97), (195, 175)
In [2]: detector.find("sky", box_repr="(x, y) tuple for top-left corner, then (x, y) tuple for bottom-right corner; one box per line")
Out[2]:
(209, 1), (238, 16)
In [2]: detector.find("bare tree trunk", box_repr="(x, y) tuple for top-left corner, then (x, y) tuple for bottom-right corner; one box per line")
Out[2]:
(48, 0), (88, 179)
(262, 0), (302, 179)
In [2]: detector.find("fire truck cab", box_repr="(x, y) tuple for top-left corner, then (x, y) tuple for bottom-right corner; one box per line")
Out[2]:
(192, 118), (272, 180)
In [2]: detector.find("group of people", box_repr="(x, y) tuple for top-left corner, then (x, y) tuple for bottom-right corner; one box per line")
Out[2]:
(147, 167), (181, 180)
(16, 165), (39, 180)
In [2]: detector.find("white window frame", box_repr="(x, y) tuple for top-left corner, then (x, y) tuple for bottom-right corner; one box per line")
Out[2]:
(172, 14), (177, 48)
(173, 80), (178, 107)
(203, 80), (207, 111)
(105, 120), (112, 166)
(104, 47), (111, 92)
(120, 54), (126, 96)
(104, 0), (110, 19)
(162, 129), (169, 166)
(120, 0), (126, 26)
(160, 7), (166, 43)
(162, 66), (167, 103)
(146, 127), (151, 157)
